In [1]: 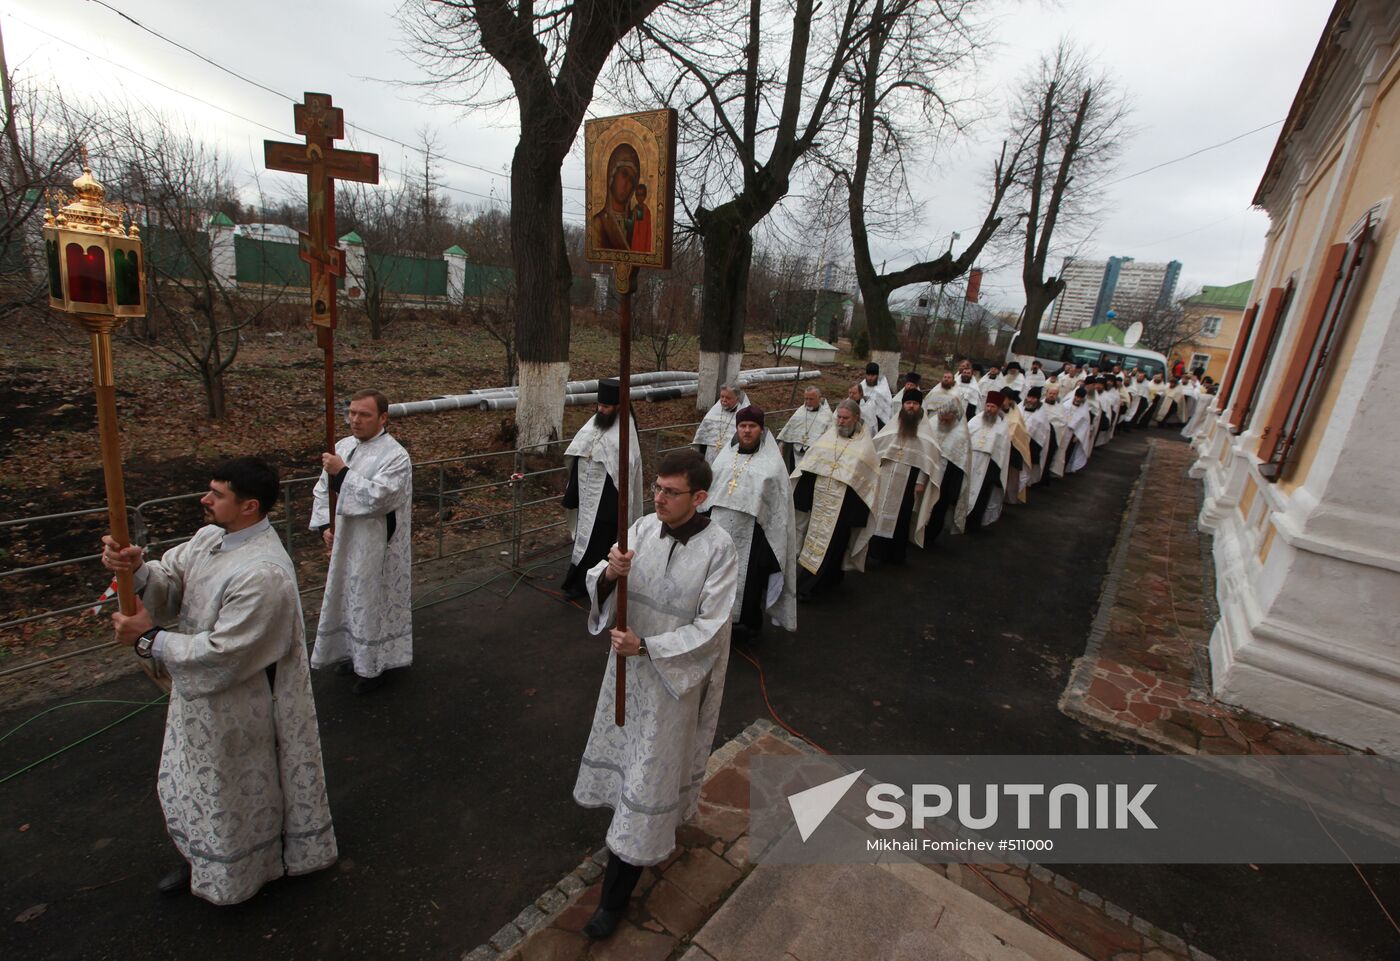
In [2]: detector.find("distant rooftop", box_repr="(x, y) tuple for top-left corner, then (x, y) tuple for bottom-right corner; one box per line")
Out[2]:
(1065, 322), (1126, 346)
(1184, 280), (1253, 310)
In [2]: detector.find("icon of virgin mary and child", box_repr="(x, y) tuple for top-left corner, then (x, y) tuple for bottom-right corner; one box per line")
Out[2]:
(590, 143), (653, 254)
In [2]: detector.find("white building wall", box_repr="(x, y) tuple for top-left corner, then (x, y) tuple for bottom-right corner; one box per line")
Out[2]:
(1191, 10), (1400, 752)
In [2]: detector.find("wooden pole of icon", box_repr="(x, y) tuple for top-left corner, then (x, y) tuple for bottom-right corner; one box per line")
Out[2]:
(613, 263), (640, 726)
(78, 315), (167, 691)
(264, 93), (379, 526)
(582, 107), (677, 728)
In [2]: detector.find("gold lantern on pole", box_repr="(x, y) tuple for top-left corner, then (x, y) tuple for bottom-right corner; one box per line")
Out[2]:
(42, 160), (147, 623)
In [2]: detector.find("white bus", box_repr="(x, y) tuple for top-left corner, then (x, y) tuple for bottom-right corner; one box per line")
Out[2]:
(1007, 333), (1169, 379)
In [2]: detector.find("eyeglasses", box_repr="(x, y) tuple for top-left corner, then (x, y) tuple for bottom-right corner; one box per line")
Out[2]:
(652, 483), (693, 499)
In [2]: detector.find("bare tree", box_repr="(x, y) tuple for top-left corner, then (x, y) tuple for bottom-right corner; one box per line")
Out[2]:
(0, 73), (93, 319)
(105, 109), (281, 419)
(617, 0), (870, 407)
(833, 0), (1014, 378)
(399, 0), (666, 446)
(634, 239), (700, 370)
(1007, 41), (1129, 358)
(341, 180), (417, 340)
(1114, 291), (1203, 362)
(452, 203), (519, 384)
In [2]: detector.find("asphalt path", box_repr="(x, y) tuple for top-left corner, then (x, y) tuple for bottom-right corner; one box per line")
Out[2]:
(1, 430), (1393, 961)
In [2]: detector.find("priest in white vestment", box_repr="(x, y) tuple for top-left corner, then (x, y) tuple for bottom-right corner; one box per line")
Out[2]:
(1095, 378), (1119, 447)
(1182, 381), (1217, 438)
(1064, 387), (1094, 473)
(1001, 362), (1027, 398)
(862, 389), (943, 565)
(702, 406), (798, 640)
(573, 449), (738, 940)
(927, 394), (973, 541)
(978, 365), (1006, 404)
(965, 393), (1012, 532)
(849, 381), (881, 436)
(1039, 385), (1072, 483)
(1000, 388), (1033, 505)
(693, 383), (749, 463)
(791, 399), (881, 599)
(954, 369), (982, 420)
(105, 457), (336, 905)
(1021, 387), (1053, 487)
(1026, 360), (1048, 392)
(562, 379), (645, 599)
(310, 389), (413, 692)
(859, 362), (893, 430)
(1126, 371), (1152, 427)
(1153, 379), (1188, 426)
(922, 369), (960, 417)
(777, 386), (834, 471)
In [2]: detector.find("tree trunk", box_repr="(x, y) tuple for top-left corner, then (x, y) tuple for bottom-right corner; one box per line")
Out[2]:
(511, 145), (571, 447)
(204, 368), (227, 419)
(696, 212), (751, 409)
(1012, 286), (1059, 359)
(863, 284), (901, 353)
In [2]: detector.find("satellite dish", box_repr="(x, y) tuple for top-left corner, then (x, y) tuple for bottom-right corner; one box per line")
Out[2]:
(1123, 321), (1144, 348)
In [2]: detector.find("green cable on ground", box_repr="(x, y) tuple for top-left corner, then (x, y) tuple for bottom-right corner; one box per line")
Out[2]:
(0, 695), (168, 786)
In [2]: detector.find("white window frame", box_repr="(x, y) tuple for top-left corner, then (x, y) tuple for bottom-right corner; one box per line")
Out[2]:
(1190, 352), (1211, 375)
(1199, 315), (1223, 338)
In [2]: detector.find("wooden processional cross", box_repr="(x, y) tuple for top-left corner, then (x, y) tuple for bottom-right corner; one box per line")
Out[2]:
(264, 93), (379, 521)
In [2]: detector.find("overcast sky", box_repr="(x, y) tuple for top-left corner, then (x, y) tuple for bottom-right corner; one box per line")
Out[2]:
(4, 0), (1332, 311)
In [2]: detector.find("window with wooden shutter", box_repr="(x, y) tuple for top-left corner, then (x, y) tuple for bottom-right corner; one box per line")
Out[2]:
(1226, 282), (1294, 431)
(1217, 303), (1259, 407)
(1258, 221), (1375, 480)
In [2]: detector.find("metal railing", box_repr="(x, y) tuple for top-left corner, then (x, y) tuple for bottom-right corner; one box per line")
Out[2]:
(0, 407), (799, 678)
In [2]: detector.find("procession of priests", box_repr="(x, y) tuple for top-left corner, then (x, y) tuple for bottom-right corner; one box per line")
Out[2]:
(92, 357), (1173, 919)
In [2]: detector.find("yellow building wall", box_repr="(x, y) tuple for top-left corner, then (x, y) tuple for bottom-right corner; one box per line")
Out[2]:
(1278, 143), (1345, 284)
(1278, 57), (1400, 494)
(1182, 304), (1246, 377)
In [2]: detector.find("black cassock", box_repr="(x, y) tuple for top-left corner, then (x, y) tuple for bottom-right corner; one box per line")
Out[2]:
(963, 460), (1002, 533)
(927, 462), (963, 546)
(1035, 430), (1057, 488)
(792, 470), (870, 598)
(869, 468), (920, 565)
(737, 521), (782, 636)
(560, 459), (619, 596)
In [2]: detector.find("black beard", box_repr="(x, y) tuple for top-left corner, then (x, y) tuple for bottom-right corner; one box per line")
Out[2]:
(593, 409), (617, 430)
(898, 409), (922, 438)
(738, 438), (760, 454)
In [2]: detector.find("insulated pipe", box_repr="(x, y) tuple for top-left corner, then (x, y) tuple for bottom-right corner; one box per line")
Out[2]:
(389, 368), (819, 416)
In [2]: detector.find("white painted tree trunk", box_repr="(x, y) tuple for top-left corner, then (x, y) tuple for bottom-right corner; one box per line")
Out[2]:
(869, 348), (902, 382)
(697, 350), (743, 411)
(516, 360), (568, 449)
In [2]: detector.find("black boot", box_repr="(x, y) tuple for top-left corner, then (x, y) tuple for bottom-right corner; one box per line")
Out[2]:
(353, 672), (389, 695)
(157, 862), (191, 896)
(584, 852), (643, 939)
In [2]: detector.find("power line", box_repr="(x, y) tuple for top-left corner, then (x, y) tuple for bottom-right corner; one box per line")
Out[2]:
(82, 0), (587, 192)
(1103, 120), (1285, 188)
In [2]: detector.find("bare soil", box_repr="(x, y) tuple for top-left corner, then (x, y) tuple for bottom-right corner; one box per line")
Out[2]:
(0, 304), (875, 706)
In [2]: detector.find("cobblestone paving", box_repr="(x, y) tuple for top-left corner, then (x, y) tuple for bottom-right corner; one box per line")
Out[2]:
(468, 721), (1217, 961)
(1060, 437), (1350, 757)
